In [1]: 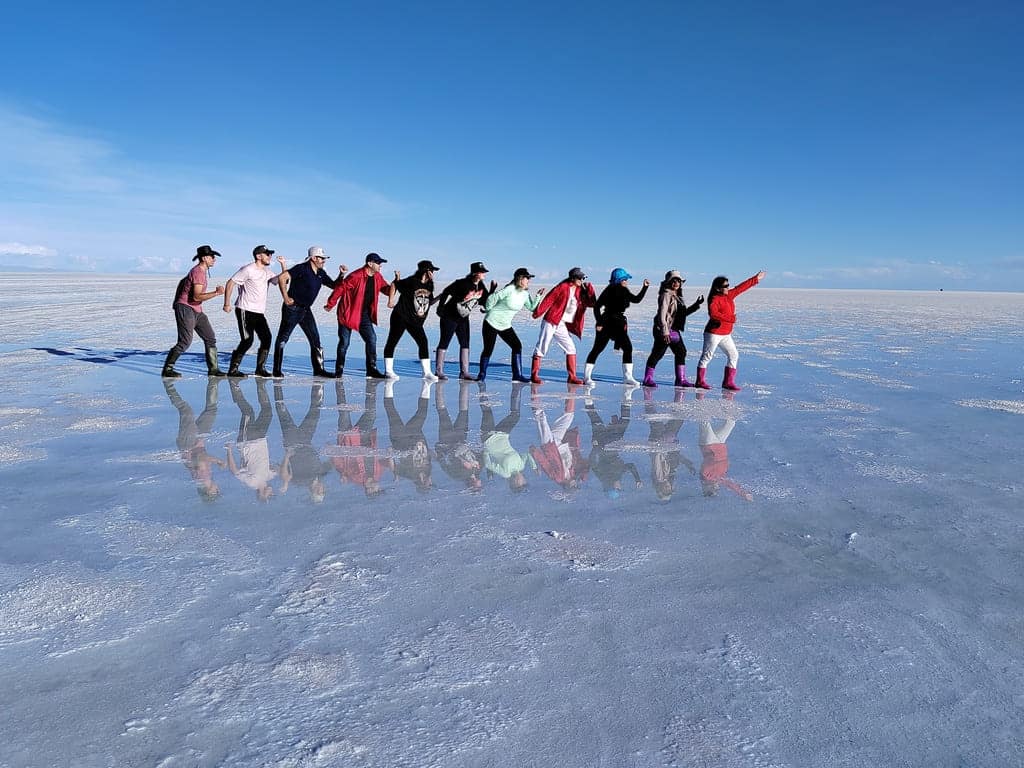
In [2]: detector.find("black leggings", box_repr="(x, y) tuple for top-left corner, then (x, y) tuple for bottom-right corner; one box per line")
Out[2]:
(481, 321), (523, 358)
(644, 330), (687, 369)
(437, 316), (471, 351)
(586, 318), (633, 365)
(233, 308), (273, 355)
(384, 315), (430, 358)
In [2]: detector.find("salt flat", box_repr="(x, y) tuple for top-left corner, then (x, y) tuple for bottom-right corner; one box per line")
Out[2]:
(1, 274), (1022, 767)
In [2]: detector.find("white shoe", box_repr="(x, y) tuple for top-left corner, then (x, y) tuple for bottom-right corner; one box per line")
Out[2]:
(622, 363), (640, 387)
(420, 358), (438, 381)
(384, 358), (400, 380)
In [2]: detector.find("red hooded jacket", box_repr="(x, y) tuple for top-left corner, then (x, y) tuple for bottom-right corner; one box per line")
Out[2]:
(533, 280), (597, 338)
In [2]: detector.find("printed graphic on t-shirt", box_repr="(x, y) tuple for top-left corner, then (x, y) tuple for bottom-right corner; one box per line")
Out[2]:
(456, 287), (484, 317)
(412, 288), (431, 318)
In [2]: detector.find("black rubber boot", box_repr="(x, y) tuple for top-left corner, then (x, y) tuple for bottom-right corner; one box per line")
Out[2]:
(228, 349), (247, 378)
(254, 348), (272, 377)
(162, 348), (182, 378)
(476, 356), (490, 382)
(205, 347), (227, 377)
(311, 347), (335, 378)
(272, 347), (285, 378)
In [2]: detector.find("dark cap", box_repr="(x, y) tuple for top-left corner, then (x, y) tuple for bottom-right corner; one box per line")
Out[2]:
(417, 260), (440, 272)
(568, 267), (587, 281)
(252, 244), (275, 257)
(193, 245), (221, 261)
(513, 267), (535, 280)
(470, 261), (489, 273)
(365, 252), (387, 264)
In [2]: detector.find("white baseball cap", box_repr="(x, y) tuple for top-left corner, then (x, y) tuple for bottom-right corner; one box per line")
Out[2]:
(307, 245), (328, 259)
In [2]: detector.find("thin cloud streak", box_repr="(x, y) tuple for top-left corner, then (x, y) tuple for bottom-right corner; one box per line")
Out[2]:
(0, 104), (408, 272)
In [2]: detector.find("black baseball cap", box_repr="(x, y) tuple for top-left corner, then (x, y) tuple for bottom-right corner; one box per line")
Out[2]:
(365, 253), (387, 264)
(470, 261), (489, 273)
(513, 267), (535, 279)
(253, 244), (275, 257)
(418, 260), (441, 272)
(568, 267), (587, 281)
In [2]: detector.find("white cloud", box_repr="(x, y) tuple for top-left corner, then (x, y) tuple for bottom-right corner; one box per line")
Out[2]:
(0, 242), (58, 257)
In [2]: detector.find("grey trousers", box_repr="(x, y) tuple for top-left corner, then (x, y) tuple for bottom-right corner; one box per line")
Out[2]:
(172, 303), (217, 354)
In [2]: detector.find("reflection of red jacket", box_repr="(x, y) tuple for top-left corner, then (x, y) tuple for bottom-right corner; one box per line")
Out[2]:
(332, 429), (387, 485)
(701, 444), (749, 499)
(325, 269), (390, 330)
(530, 427), (589, 484)
(533, 281), (597, 338)
(700, 443), (729, 482)
(704, 274), (758, 336)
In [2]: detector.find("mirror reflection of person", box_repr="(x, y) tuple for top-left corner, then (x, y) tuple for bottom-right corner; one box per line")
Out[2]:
(586, 400), (642, 499)
(275, 382), (330, 503)
(225, 378), (277, 502)
(480, 383), (535, 493)
(530, 394), (589, 491)
(646, 388), (695, 501)
(383, 381), (434, 492)
(434, 380), (483, 491)
(330, 380), (393, 497)
(164, 379), (226, 501)
(698, 409), (752, 500)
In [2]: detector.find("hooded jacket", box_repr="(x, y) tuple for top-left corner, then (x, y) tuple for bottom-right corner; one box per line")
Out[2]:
(533, 280), (597, 338)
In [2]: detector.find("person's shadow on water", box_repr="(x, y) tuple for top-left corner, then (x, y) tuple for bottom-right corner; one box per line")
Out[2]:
(383, 384), (433, 493)
(586, 399), (642, 500)
(434, 380), (483, 492)
(645, 388), (695, 502)
(480, 382), (534, 493)
(330, 380), (394, 498)
(697, 392), (752, 501)
(163, 379), (226, 502)
(225, 378), (278, 502)
(274, 382), (330, 503)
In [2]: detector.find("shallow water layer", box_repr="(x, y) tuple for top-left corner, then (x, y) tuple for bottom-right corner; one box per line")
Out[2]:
(1, 275), (1022, 767)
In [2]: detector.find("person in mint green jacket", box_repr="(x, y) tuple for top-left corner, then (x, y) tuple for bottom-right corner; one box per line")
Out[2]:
(477, 267), (546, 381)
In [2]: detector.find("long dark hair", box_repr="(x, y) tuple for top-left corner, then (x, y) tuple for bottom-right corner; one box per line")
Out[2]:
(709, 275), (729, 297)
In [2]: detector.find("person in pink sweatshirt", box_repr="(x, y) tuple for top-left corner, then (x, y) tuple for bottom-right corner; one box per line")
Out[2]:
(695, 270), (766, 391)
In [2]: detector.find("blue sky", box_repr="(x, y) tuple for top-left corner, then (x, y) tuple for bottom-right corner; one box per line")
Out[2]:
(2, 1), (1022, 289)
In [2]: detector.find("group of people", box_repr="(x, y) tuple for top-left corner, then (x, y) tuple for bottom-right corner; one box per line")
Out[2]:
(162, 244), (766, 391)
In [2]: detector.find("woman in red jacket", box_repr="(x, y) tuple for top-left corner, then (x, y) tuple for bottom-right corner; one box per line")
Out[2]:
(695, 270), (765, 391)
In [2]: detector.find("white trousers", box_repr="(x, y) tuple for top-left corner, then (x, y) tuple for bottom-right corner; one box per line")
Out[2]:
(698, 419), (737, 446)
(697, 332), (738, 369)
(533, 321), (576, 357)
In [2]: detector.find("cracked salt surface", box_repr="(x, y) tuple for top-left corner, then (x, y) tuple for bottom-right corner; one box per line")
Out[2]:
(1, 277), (1023, 766)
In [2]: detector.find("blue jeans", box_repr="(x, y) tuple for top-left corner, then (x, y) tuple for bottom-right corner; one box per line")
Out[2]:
(275, 304), (323, 353)
(336, 314), (377, 373)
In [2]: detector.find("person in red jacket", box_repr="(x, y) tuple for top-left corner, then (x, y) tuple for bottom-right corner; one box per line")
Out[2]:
(323, 253), (394, 379)
(530, 267), (597, 384)
(696, 270), (766, 391)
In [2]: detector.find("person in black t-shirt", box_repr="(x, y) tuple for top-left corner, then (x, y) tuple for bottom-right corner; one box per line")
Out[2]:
(382, 260), (441, 381)
(433, 261), (495, 380)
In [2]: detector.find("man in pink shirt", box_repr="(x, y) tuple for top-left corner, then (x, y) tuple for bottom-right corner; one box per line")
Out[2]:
(162, 245), (227, 378)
